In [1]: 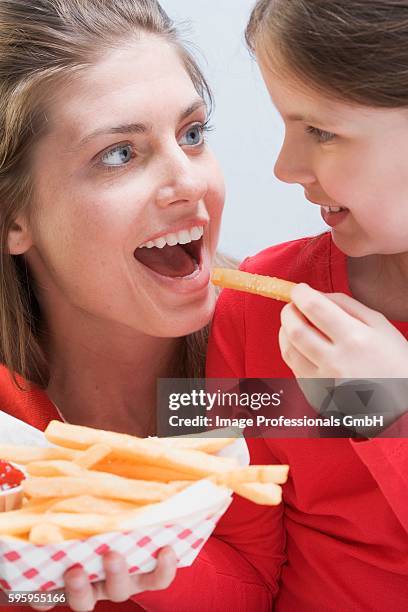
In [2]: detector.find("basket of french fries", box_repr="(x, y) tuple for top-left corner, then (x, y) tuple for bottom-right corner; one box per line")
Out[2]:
(0, 416), (288, 593)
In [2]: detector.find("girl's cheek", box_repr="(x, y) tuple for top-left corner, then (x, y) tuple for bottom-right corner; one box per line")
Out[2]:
(319, 161), (354, 202)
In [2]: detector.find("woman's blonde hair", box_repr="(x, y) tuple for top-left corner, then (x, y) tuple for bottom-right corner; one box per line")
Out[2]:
(0, 0), (218, 389)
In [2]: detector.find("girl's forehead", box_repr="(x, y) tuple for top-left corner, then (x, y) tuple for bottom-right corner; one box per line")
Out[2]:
(256, 43), (408, 131)
(258, 52), (388, 129)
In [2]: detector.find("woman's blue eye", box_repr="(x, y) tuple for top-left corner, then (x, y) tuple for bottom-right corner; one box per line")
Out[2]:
(306, 126), (336, 143)
(179, 125), (205, 147)
(101, 144), (133, 166)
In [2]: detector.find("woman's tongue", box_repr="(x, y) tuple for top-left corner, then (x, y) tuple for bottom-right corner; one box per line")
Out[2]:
(134, 243), (196, 278)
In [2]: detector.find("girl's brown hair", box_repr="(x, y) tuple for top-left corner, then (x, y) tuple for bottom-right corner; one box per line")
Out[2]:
(0, 0), (217, 389)
(246, 0), (408, 107)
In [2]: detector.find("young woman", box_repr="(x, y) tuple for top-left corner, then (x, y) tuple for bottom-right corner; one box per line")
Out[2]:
(207, 1), (408, 610)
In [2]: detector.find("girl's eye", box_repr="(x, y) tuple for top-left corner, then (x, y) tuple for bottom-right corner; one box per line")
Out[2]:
(101, 144), (133, 166)
(306, 126), (336, 143)
(179, 122), (212, 147)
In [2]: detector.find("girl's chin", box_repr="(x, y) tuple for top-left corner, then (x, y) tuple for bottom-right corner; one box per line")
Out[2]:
(332, 232), (377, 258)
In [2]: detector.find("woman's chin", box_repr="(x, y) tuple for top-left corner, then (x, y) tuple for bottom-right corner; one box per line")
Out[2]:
(156, 296), (216, 338)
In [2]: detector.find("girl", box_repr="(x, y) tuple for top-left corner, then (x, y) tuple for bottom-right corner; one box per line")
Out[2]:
(0, 2), (267, 611)
(207, 1), (408, 610)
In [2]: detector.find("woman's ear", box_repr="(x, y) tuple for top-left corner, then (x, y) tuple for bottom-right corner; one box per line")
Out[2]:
(7, 216), (33, 255)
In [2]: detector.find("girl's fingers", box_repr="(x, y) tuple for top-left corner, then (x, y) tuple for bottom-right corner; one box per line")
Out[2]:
(134, 546), (177, 593)
(278, 326), (318, 377)
(290, 284), (370, 341)
(280, 302), (332, 364)
(102, 551), (133, 602)
(324, 292), (385, 325)
(63, 566), (96, 612)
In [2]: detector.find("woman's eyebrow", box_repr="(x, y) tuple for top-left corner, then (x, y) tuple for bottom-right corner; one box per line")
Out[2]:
(73, 98), (206, 150)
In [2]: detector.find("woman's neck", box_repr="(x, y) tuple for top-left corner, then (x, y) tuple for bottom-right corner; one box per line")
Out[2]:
(43, 323), (183, 437)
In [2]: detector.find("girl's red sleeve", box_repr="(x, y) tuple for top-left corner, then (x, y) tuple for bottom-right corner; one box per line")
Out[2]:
(134, 287), (285, 610)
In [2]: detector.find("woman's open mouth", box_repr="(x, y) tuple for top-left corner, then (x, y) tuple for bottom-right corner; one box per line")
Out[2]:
(134, 225), (203, 279)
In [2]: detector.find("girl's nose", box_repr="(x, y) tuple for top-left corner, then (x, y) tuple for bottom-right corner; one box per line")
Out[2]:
(155, 148), (208, 209)
(274, 136), (315, 185)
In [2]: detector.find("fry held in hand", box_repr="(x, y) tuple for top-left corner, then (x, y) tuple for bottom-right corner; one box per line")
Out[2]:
(212, 268), (296, 302)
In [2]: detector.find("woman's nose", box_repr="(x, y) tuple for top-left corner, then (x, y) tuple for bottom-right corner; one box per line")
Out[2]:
(274, 136), (315, 185)
(155, 148), (207, 209)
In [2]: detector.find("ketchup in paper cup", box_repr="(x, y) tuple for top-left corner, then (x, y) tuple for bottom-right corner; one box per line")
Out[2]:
(0, 460), (25, 512)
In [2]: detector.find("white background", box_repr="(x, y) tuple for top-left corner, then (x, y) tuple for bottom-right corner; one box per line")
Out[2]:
(160, 0), (326, 260)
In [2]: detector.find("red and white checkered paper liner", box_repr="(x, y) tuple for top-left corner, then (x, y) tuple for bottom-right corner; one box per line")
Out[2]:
(0, 413), (247, 593)
(0, 483), (231, 592)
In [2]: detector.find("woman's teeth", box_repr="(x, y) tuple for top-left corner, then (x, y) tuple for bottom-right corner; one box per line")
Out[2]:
(138, 225), (204, 250)
(323, 206), (346, 213)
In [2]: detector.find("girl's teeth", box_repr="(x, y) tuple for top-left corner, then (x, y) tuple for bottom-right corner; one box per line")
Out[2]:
(138, 225), (204, 249)
(323, 206), (344, 213)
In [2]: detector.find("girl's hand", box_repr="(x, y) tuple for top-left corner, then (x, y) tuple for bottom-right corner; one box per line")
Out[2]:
(30, 547), (177, 612)
(279, 283), (408, 378)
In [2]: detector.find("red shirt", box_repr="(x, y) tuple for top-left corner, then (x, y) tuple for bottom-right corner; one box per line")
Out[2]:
(206, 232), (408, 611)
(0, 375), (272, 610)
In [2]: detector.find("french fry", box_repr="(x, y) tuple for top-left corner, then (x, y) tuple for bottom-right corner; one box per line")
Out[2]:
(45, 421), (238, 477)
(0, 507), (112, 536)
(211, 465), (289, 487)
(0, 444), (79, 463)
(74, 444), (112, 468)
(154, 437), (235, 453)
(211, 268), (296, 303)
(59, 528), (88, 540)
(29, 523), (65, 545)
(21, 498), (62, 512)
(22, 474), (185, 503)
(0, 509), (46, 535)
(26, 460), (85, 477)
(0, 421), (290, 549)
(233, 482), (283, 505)
(94, 459), (195, 482)
(48, 495), (143, 515)
(41, 512), (114, 534)
(2, 533), (30, 542)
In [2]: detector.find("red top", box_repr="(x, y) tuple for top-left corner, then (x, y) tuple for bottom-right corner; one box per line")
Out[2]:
(0, 378), (272, 610)
(206, 232), (408, 611)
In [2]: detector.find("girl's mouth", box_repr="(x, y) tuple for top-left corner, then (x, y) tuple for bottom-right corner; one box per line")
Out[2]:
(133, 227), (203, 279)
(320, 206), (350, 228)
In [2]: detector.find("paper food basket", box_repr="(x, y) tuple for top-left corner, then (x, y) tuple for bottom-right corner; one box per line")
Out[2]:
(0, 410), (248, 592)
